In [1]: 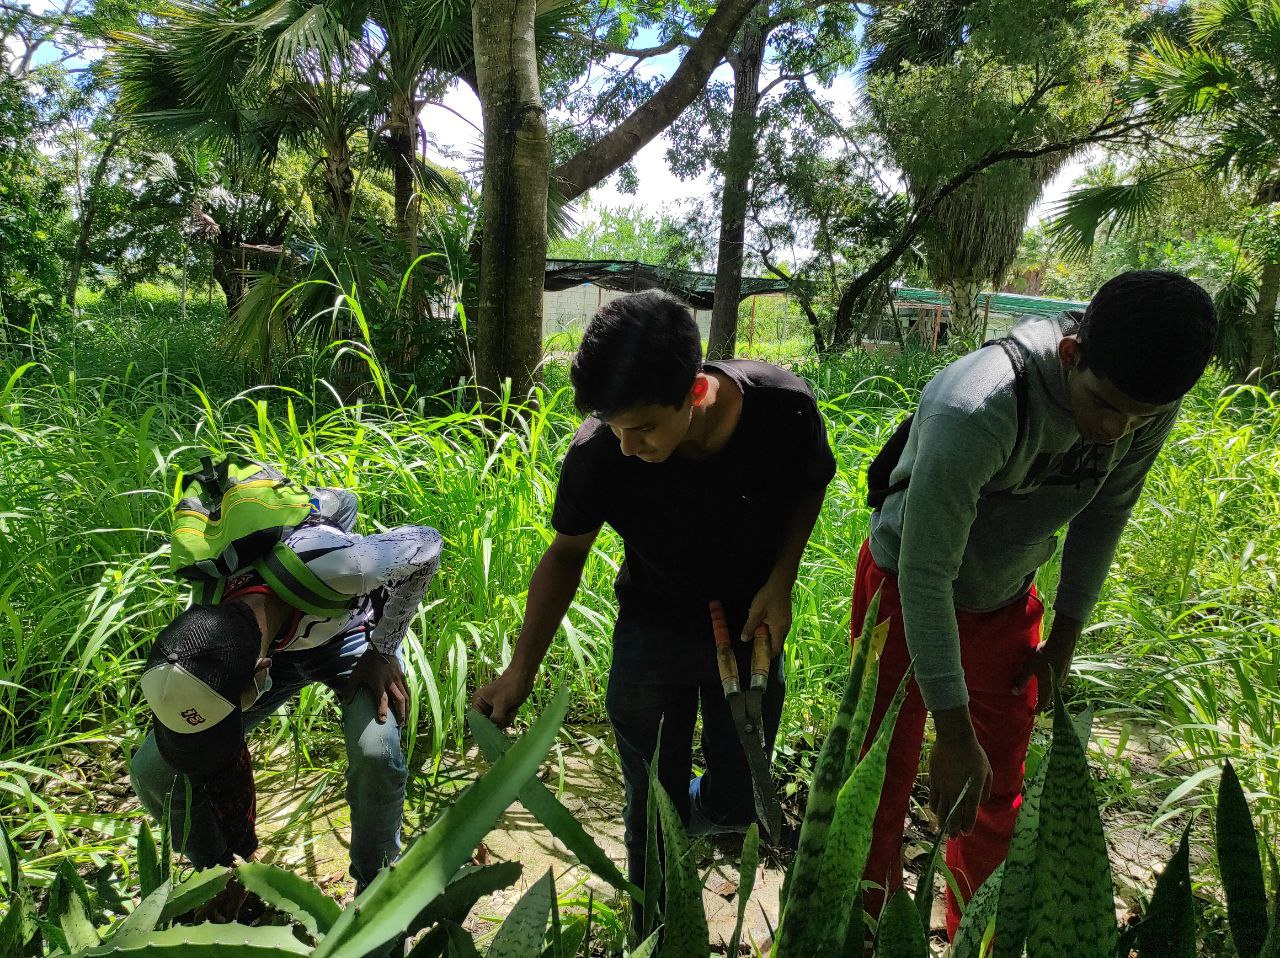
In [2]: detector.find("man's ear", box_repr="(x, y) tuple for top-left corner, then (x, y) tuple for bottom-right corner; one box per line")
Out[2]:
(690, 374), (709, 407)
(1058, 336), (1082, 370)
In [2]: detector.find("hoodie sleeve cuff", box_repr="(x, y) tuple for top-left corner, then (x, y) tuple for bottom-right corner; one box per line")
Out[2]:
(1052, 586), (1098, 625)
(916, 673), (970, 713)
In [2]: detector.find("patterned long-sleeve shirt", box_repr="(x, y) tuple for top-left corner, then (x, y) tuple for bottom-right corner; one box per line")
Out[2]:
(223, 488), (442, 657)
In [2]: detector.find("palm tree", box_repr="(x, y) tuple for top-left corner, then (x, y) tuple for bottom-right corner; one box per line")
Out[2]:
(863, 2), (1084, 346)
(919, 156), (1068, 342)
(1051, 0), (1280, 382)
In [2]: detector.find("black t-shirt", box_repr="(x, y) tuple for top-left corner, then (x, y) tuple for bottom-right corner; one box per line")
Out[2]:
(551, 360), (837, 628)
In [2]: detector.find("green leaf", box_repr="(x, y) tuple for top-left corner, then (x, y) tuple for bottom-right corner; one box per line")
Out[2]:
(1, 893), (31, 956)
(468, 711), (640, 899)
(0, 816), (19, 894)
(75, 921), (309, 955)
(1026, 692), (1116, 958)
(779, 589), (882, 947)
(94, 864), (128, 917)
(802, 670), (909, 955)
(915, 780), (969, 937)
(1133, 825), (1194, 958)
(630, 930), (659, 958)
(50, 859), (97, 936)
(444, 920), (481, 958)
(1218, 760), (1268, 958)
(652, 775), (711, 958)
(992, 756), (1049, 958)
(236, 862), (340, 939)
(60, 890), (102, 952)
(137, 821), (162, 900)
(951, 862), (1004, 958)
(110, 880), (172, 946)
(407, 862), (521, 937)
(729, 823), (760, 958)
(313, 686), (571, 958)
(488, 869), (553, 958)
(641, 741), (662, 942)
(158, 867), (232, 923)
(874, 888), (930, 958)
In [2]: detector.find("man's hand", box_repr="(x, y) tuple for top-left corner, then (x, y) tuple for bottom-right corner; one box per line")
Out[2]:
(343, 648), (410, 726)
(1012, 614), (1082, 711)
(929, 709), (992, 837)
(742, 575), (794, 657)
(472, 669), (535, 728)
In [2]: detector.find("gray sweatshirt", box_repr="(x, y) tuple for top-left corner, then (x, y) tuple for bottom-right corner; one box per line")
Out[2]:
(868, 314), (1177, 712)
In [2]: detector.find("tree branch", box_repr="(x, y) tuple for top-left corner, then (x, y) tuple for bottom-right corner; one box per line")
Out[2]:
(550, 0), (767, 202)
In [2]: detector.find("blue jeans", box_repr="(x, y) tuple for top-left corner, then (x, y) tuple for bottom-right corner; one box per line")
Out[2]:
(130, 630), (407, 890)
(605, 614), (785, 890)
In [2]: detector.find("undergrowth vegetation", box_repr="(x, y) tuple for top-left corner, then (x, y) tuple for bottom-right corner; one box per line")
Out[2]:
(1, 293), (1278, 949)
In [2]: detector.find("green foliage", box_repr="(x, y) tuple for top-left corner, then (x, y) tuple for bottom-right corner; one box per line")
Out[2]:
(0, 73), (70, 328)
(547, 203), (695, 269)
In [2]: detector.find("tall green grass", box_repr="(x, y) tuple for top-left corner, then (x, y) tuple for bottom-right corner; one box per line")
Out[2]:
(2, 303), (1278, 893)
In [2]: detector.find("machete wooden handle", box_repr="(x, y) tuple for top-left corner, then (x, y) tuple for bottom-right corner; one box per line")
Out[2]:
(709, 600), (740, 694)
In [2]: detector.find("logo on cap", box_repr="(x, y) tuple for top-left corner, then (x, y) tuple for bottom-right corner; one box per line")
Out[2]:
(181, 708), (206, 726)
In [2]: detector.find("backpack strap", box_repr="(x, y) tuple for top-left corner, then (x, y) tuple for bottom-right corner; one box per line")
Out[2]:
(867, 336), (1030, 511)
(252, 542), (353, 618)
(989, 337), (1029, 459)
(192, 578), (226, 606)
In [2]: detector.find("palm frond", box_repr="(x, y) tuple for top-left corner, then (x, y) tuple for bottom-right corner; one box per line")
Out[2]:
(1045, 176), (1175, 259)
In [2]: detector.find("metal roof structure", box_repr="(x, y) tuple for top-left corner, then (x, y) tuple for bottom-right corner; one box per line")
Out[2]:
(544, 259), (791, 311)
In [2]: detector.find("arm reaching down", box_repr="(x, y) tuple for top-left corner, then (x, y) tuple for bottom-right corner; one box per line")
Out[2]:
(305, 525), (444, 656)
(472, 530), (598, 726)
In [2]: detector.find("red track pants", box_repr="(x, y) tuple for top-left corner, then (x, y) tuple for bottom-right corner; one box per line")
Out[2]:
(852, 540), (1041, 940)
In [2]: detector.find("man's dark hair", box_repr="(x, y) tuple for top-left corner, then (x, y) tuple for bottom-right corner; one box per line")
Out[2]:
(1076, 270), (1217, 404)
(570, 290), (702, 417)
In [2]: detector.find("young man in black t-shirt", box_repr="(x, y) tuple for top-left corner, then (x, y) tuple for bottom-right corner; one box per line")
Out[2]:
(472, 290), (836, 886)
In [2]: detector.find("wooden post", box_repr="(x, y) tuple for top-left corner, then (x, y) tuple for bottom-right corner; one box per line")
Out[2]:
(748, 295), (758, 349)
(981, 294), (992, 342)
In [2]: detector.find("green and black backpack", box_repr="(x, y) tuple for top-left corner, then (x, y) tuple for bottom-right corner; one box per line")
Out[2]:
(170, 455), (353, 617)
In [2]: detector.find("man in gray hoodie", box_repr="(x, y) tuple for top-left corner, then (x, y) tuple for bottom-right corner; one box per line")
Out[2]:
(854, 270), (1217, 937)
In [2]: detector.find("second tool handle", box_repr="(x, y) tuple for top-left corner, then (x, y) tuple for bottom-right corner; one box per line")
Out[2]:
(750, 625), (771, 691)
(708, 600), (741, 696)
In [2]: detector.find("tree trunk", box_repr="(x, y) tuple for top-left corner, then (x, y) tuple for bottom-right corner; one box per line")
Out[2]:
(390, 92), (417, 250)
(473, 0), (550, 399)
(211, 252), (246, 315)
(322, 139), (355, 224)
(1247, 257), (1279, 384)
(550, 0), (765, 202)
(944, 277), (981, 344)
(707, 18), (766, 361)
(66, 130), (123, 307)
